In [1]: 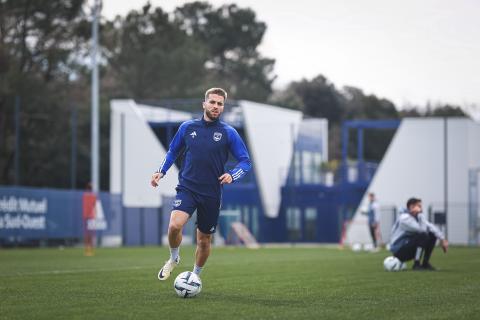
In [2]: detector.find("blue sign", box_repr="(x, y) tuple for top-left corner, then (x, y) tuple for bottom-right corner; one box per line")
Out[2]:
(0, 187), (122, 241)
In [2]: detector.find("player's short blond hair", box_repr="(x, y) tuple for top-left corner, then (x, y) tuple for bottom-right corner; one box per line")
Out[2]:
(205, 88), (227, 102)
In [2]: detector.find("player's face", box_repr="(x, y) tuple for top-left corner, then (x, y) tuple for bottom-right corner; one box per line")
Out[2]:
(203, 94), (225, 121)
(409, 202), (423, 216)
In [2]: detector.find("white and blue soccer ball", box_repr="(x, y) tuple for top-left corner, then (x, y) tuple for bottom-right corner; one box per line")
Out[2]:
(383, 256), (406, 271)
(174, 271), (202, 298)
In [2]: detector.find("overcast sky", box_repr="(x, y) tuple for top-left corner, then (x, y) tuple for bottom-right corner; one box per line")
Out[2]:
(102, 0), (480, 114)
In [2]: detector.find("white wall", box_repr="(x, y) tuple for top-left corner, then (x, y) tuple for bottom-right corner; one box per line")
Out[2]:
(467, 121), (480, 243)
(110, 100), (188, 207)
(468, 121), (480, 169)
(446, 119), (468, 244)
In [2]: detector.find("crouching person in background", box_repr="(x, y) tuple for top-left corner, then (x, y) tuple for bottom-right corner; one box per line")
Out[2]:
(389, 197), (448, 271)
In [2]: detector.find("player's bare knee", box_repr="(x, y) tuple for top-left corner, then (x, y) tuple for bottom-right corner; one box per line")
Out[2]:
(168, 222), (182, 234)
(197, 236), (211, 250)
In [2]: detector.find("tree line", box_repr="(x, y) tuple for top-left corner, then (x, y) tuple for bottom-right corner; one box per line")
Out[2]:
(0, 0), (469, 190)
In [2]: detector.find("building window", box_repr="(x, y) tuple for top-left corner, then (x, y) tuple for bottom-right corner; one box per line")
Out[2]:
(300, 151), (323, 184)
(304, 207), (317, 241)
(242, 205), (249, 229)
(313, 153), (323, 184)
(294, 152), (301, 185)
(302, 151), (313, 184)
(286, 207), (301, 241)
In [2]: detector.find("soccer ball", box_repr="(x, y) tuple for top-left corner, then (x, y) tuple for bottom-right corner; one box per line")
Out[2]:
(351, 243), (362, 252)
(383, 256), (404, 271)
(174, 271), (202, 298)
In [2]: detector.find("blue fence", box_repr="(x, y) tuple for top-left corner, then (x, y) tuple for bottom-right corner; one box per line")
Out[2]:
(121, 207), (162, 246)
(0, 186), (122, 245)
(0, 181), (368, 246)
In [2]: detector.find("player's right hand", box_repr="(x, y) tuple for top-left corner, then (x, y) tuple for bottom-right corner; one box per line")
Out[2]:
(440, 239), (448, 253)
(151, 172), (163, 187)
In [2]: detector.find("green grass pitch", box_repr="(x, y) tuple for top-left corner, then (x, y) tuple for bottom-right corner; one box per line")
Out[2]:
(1, 246), (479, 319)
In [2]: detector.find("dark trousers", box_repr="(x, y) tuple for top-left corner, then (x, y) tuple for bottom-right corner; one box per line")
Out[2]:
(369, 224), (377, 248)
(394, 232), (437, 263)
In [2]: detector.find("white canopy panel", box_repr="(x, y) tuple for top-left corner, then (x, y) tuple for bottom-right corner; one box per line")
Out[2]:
(110, 100), (182, 207)
(240, 100), (303, 218)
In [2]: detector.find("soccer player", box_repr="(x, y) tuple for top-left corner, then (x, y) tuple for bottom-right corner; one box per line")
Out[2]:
(366, 192), (380, 251)
(389, 197), (448, 271)
(150, 87), (252, 281)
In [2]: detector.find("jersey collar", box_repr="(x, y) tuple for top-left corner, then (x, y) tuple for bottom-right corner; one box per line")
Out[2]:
(201, 115), (219, 126)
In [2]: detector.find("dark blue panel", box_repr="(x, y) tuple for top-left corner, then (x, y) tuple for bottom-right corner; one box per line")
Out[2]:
(97, 193), (122, 239)
(143, 208), (161, 245)
(123, 208), (141, 246)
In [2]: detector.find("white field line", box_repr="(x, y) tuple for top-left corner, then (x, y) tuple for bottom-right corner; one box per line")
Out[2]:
(0, 265), (155, 278)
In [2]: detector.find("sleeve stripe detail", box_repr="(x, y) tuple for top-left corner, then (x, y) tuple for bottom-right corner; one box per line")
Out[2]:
(232, 169), (244, 180)
(231, 168), (242, 177)
(232, 169), (243, 177)
(159, 158), (166, 172)
(232, 169), (243, 178)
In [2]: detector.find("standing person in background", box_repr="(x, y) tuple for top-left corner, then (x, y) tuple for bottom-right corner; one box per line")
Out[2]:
(366, 192), (381, 251)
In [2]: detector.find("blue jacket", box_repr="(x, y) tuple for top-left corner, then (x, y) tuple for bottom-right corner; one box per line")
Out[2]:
(158, 117), (252, 197)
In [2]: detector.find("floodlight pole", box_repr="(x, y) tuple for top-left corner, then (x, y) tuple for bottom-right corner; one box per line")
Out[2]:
(91, 0), (101, 193)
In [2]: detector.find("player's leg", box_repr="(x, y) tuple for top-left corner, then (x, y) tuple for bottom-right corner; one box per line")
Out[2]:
(192, 195), (221, 276)
(393, 233), (427, 270)
(421, 232), (438, 270)
(393, 242), (416, 263)
(193, 229), (212, 276)
(158, 210), (190, 281)
(158, 188), (196, 281)
(396, 233), (428, 270)
(168, 210), (190, 260)
(374, 224), (383, 248)
(369, 224), (377, 248)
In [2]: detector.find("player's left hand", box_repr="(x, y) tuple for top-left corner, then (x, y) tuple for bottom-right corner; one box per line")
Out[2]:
(218, 173), (233, 184)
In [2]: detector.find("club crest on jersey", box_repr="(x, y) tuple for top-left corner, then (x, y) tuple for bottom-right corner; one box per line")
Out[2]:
(213, 132), (222, 142)
(190, 131), (197, 138)
(173, 199), (182, 207)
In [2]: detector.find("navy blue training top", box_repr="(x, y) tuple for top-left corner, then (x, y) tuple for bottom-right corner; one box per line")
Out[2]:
(158, 117), (252, 197)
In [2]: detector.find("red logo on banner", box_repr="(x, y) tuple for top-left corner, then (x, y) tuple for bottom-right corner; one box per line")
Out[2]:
(82, 192), (96, 220)
(82, 192), (96, 256)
